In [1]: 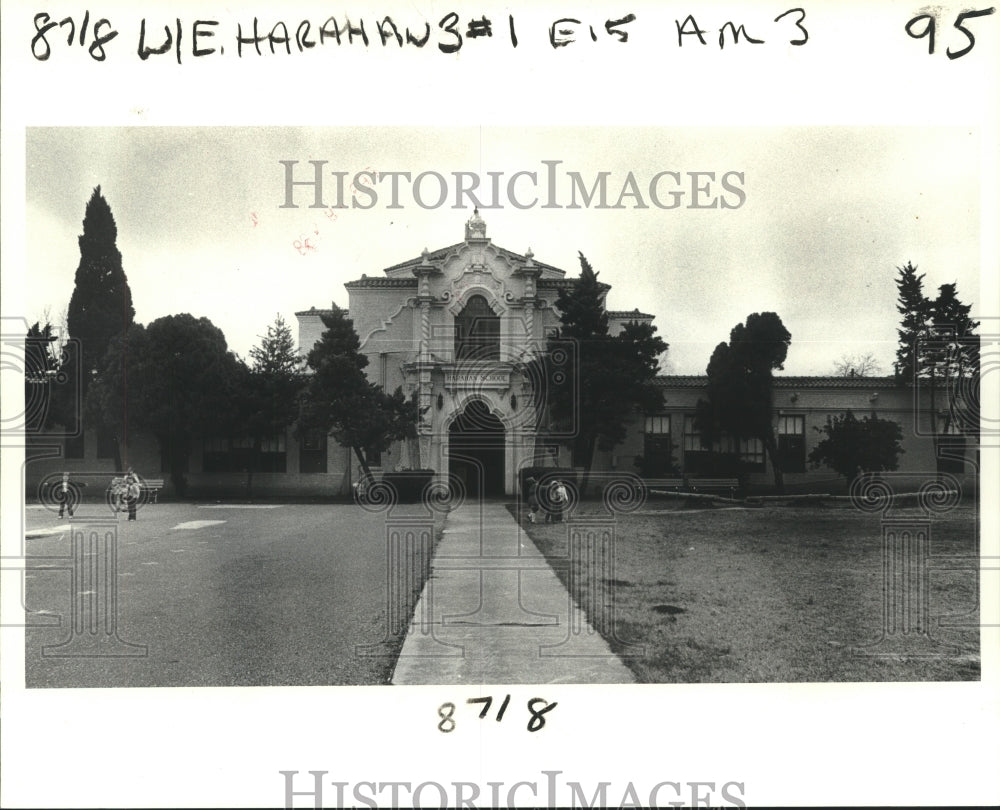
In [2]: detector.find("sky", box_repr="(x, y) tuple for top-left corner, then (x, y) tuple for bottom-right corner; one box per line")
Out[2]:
(24, 125), (980, 375)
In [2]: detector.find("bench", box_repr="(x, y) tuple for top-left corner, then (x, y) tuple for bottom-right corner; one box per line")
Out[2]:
(688, 478), (740, 499)
(646, 477), (740, 500)
(646, 478), (686, 491)
(142, 479), (165, 503)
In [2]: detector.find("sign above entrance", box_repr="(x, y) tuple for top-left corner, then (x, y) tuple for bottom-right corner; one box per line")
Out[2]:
(445, 369), (511, 390)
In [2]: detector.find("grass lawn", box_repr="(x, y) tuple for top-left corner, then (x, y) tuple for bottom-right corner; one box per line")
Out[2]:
(518, 501), (980, 682)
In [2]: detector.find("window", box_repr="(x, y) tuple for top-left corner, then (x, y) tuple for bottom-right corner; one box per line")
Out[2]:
(229, 436), (255, 473)
(300, 431), (328, 473)
(683, 414), (715, 475)
(937, 417), (967, 474)
(683, 415), (704, 454)
(645, 415), (670, 435)
(735, 437), (765, 469)
(259, 433), (287, 473)
(202, 436), (231, 473)
(201, 434), (287, 473)
(777, 415), (806, 473)
(682, 415), (764, 473)
(641, 415), (674, 476)
(455, 294), (500, 360)
(644, 415), (672, 455)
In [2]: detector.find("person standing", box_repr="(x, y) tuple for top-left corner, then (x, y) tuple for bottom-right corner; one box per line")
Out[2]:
(125, 469), (141, 521)
(525, 476), (540, 523)
(547, 479), (569, 523)
(57, 472), (81, 518)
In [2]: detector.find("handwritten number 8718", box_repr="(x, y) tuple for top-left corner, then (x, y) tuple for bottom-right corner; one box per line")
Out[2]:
(437, 696), (557, 732)
(905, 7), (995, 59)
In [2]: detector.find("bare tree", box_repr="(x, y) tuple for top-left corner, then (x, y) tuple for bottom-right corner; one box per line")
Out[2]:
(37, 304), (71, 358)
(833, 352), (882, 378)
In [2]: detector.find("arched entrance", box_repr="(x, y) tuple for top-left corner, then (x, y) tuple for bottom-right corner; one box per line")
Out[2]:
(449, 399), (505, 498)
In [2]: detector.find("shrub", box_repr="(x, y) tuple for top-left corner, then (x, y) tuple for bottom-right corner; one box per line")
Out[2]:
(381, 469), (435, 503)
(808, 411), (904, 485)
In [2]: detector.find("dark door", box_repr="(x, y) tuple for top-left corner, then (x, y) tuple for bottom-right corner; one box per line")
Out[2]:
(449, 400), (505, 497)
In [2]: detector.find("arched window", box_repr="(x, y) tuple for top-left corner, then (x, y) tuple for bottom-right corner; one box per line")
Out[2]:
(455, 294), (500, 360)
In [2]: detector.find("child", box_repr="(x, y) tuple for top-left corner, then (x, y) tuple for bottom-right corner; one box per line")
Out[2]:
(525, 477), (540, 523)
(57, 472), (77, 518)
(125, 469), (141, 521)
(547, 479), (569, 523)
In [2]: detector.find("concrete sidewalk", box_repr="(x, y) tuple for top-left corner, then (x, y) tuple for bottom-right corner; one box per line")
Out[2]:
(390, 501), (635, 684)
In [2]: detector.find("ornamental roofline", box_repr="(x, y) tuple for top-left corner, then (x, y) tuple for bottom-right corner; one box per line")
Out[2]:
(338, 274), (609, 292)
(379, 241), (566, 277)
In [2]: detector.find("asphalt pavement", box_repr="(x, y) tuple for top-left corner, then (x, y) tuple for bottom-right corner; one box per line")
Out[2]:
(22, 501), (438, 687)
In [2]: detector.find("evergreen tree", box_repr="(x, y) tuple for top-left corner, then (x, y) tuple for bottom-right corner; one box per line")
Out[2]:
(556, 253), (610, 340)
(236, 315), (305, 497)
(23, 321), (58, 433)
(67, 186), (135, 391)
(930, 282), (979, 390)
(695, 312), (792, 492)
(894, 262), (932, 382)
(894, 265), (979, 452)
(539, 253), (668, 493)
(928, 282), (980, 466)
(24, 319), (81, 436)
(296, 307), (413, 487)
(249, 314), (302, 376)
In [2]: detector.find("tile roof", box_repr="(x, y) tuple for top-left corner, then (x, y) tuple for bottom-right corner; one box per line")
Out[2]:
(537, 278), (610, 291)
(774, 375), (902, 388)
(294, 308), (339, 316)
(607, 309), (655, 319)
(655, 375), (903, 389)
(344, 277), (418, 289)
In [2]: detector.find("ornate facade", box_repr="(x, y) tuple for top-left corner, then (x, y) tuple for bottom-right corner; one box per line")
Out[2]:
(297, 211), (652, 496)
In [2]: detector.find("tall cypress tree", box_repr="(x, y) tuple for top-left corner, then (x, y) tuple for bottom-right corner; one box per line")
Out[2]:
(67, 186), (135, 394)
(541, 253), (667, 492)
(556, 253), (610, 340)
(894, 262), (931, 383)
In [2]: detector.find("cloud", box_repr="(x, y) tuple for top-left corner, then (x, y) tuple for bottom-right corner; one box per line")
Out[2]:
(24, 126), (980, 374)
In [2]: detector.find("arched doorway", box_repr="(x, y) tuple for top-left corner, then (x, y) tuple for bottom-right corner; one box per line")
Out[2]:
(449, 399), (505, 497)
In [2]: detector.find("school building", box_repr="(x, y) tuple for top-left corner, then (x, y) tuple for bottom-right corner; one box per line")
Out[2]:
(25, 212), (975, 499)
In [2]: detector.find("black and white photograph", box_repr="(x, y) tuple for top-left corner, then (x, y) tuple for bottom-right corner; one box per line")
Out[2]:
(2, 2), (998, 808)
(17, 125), (985, 689)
